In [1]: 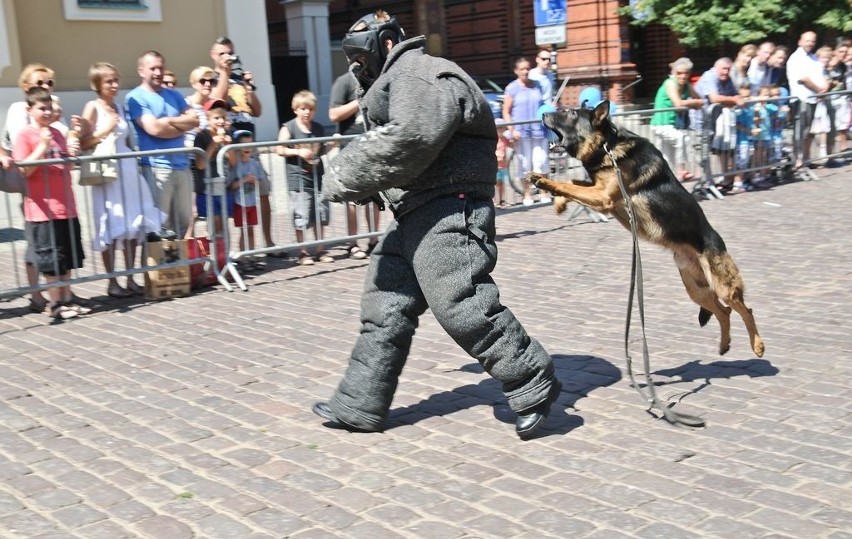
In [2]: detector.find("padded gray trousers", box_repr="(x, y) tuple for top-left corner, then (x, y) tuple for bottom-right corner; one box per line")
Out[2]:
(327, 195), (556, 431)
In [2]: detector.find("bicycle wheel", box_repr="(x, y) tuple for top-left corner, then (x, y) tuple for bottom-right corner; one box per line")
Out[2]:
(505, 146), (526, 196)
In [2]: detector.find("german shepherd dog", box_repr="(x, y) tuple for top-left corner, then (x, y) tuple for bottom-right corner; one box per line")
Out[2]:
(527, 101), (764, 358)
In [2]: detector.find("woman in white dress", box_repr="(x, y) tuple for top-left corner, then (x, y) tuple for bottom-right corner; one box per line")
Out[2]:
(81, 62), (165, 297)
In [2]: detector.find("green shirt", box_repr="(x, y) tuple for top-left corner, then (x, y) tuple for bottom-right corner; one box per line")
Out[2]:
(650, 76), (689, 126)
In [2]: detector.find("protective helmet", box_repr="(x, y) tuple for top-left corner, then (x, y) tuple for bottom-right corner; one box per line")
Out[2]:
(342, 10), (405, 89)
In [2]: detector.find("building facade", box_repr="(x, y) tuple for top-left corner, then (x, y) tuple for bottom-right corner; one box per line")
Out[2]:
(269, 0), (669, 109)
(0, 0), (280, 140)
(4, 0), (780, 143)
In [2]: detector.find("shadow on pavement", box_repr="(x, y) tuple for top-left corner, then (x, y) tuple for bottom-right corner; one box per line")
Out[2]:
(650, 358), (780, 396)
(386, 354), (621, 437)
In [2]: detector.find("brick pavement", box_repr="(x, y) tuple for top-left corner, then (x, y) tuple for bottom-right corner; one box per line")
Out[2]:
(0, 165), (850, 538)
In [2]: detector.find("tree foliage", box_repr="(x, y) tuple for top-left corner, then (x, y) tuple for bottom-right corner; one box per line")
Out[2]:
(623, 0), (852, 47)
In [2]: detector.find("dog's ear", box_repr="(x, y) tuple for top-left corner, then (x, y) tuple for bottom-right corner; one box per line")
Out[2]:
(593, 100), (610, 123)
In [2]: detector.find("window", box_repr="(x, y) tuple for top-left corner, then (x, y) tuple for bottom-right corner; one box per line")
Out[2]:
(78, 0), (144, 6)
(63, 0), (162, 22)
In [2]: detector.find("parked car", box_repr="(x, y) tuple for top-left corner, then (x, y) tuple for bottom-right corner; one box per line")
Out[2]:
(476, 78), (505, 119)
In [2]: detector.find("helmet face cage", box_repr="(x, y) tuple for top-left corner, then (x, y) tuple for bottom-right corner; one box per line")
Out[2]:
(342, 12), (404, 89)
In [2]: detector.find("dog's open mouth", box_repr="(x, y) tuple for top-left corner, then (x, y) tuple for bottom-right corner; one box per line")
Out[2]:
(541, 112), (565, 147)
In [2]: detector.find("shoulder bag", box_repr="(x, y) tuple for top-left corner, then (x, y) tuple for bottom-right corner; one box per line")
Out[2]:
(79, 131), (119, 186)
(0, 165), (27, 194)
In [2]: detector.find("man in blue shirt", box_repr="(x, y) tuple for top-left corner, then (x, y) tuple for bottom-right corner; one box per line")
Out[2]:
(692, 58), (745, 186)
(126, 50), (198, 237)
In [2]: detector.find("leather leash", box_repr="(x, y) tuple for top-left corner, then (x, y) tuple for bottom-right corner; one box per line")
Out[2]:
(603, 139), (706, 428)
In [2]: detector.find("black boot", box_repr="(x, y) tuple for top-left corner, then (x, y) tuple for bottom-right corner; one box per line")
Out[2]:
(515, 379), (562, 440)
(312, 402), (382, 433)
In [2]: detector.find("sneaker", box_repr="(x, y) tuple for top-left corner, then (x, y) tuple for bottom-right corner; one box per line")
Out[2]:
(522, 197), (534, 206)
(540, 196), (552, 204)
(316, 252), (335, 263)
(347, 245), (367, 259)
(297, 254), (314, 266)
(66, 302), (93, 315)
(48, 304), (79, 320)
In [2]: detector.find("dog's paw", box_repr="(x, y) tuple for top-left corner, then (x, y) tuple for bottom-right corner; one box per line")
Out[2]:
(525, 172), (544, 186)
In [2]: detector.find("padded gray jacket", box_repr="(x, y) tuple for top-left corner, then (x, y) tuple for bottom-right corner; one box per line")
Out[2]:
(321, 36), (497, 217)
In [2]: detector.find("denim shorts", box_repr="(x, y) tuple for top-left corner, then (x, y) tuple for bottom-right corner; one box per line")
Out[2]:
(290, 190), (330, 230)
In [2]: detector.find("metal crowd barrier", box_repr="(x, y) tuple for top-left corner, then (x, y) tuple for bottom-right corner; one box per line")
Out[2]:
(212, 135), (384, 290)
(788, 88), (851, 181)
(0, 146), (224, 303)
(5, 92), (847, 303)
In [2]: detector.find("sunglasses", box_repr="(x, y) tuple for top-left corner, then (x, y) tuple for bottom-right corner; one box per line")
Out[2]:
(35, 79), (55, 88)
(199, 78), (218, 85)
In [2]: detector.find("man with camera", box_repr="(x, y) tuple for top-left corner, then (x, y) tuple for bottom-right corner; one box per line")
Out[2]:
(210, 36), (262, 135)
(209, 36), (281, 252)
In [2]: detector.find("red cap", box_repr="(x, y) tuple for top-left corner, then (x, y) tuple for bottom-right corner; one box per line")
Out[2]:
(203, 99), (228, 112)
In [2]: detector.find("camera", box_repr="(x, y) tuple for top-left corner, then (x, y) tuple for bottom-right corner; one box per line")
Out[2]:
(225, 54), (244, 79)
(225, 54), (256, 91)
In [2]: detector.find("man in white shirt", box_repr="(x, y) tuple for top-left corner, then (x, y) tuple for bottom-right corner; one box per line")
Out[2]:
(529, 49), (555, 104)
(748, 41), (776, 94)
(786, 31), (830, 166)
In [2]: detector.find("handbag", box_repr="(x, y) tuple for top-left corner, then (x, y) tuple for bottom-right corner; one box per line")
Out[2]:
(187, 236), (228, 288)
(0, 166), (27, 194)
(79, 132), (119, 186)
(674, 110), (690, 130)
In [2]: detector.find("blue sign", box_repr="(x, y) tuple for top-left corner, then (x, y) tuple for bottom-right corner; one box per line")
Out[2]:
(534, 0), (567, 27)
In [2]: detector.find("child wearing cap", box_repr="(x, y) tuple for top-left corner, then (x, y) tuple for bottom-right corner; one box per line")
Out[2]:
(230, 130), (267, 270)
(192, 99), (236, 236)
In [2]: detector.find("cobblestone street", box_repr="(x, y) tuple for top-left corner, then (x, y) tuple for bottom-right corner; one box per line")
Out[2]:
(0, 166), (850, 538)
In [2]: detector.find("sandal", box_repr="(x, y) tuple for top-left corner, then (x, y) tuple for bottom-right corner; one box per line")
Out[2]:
(347, 245), (367, 260)
(728, 185), (747, 195)
(297, 253), (314, 266)
(126, 281), (144, 296)
(316, 252), (335, 264)
(48, 304), (78, 320)
(366, 242), (378, 255)
(28, 298), (47, 314)
(108, 285), (132, 298)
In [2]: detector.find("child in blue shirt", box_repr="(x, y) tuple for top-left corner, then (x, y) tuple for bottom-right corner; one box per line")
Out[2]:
(751, 85), (778, 185)
(230, 130), (267, 269)
(732, 84), (758, 193)
(768, 85), (788, 164)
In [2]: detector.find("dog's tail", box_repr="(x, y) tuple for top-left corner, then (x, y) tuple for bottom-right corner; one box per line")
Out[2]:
(698, 307), (712, 327)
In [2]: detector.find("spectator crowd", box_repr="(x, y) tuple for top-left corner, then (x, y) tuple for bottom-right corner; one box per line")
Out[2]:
(0, 29), (849, 321)
(655, 32), (851, 193)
